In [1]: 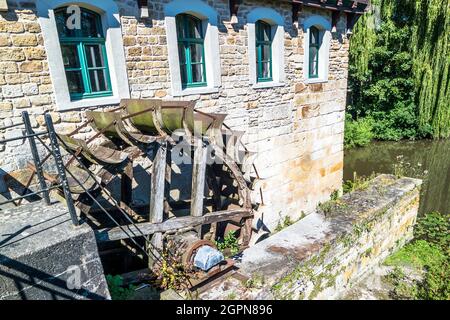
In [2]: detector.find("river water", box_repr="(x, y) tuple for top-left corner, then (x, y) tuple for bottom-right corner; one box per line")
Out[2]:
(344, 139), (450, 216)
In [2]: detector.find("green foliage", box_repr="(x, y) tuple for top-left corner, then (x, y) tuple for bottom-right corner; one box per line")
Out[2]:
(342, 172), (375, 194)
(348, 0), (450, 141)
(384, 240), (446, 270)
(414, 212), (450, 250)
(348, 17), (421, 142)
(385, 267), (418, 299)
(384, 212), (450, 300)
(216, 231), (240, 257)
(274, 215), (294, 233)
(344, 115), (374, 148)
(106, 275), (136, 300)
(157, 253), (189, 290)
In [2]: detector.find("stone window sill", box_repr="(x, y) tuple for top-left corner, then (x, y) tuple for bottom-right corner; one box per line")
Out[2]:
(172, 86), (220, 97)
(57, 96), (121, 111)
(304, 78), (328, 84)
(252, 82), (285, 89)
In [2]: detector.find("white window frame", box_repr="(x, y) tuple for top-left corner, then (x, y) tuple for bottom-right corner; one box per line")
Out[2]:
(302, 15), (332, 84)
(247, 8), (285, 89)
(36, 0), (130, 111)
(164, 0), (221, 97)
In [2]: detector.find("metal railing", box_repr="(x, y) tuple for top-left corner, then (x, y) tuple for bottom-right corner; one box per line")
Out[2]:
(0, 111), (160, 261)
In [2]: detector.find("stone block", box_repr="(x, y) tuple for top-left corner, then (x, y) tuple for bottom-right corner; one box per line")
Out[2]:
(0, 21), (25, 33)
(0, 35), (10, 46)
(2, 85), (23, 98)
(0, 62), (18, 73)
(22, 83), (39, 95)
(11, 34), (38, 47)
(0, 203), (110, 300)
(24, 47), (46, 60)
(0, 48), (25, 61)
(30, 95), (52, 106)
(25, 22), (41, 33)
(19, 61), (43, 73)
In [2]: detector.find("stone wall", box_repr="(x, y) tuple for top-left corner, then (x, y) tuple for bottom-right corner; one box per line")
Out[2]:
(0, 0), (349, 229)
(200, 175), (422, 300)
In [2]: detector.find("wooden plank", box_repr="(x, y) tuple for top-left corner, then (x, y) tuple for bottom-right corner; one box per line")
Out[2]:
(95, 209), (252, 242)
(190, 141), (208, 236)
(164, 143), (172, 215)
(148, 142), (167, 266)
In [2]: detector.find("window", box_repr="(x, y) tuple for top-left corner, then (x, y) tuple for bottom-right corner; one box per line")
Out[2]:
(55, 7), (112, 100)
(303, 15), (331, 83)
(176, 14), (206, 88)
(309, 26), (320, 78)
(247, 8), (285, 87)
(255, 20), (272, 82)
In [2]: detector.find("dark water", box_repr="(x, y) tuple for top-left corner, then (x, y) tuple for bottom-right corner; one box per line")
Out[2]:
(344, 139), (450, 216)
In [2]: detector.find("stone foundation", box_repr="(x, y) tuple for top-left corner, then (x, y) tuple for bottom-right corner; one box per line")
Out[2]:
(0, 202), (110, 300)
(200, 174), (422, 300)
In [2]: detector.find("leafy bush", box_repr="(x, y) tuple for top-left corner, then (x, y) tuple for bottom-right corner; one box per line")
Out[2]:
(344, 115), (374, 148)
(106, 275), (136, 300)
(384, 212), (450, 300)
(414, 212), (449, 250)
(417, 260), (450, 300)
(215, 231), (240, 257)
(384, 240), (446, 270)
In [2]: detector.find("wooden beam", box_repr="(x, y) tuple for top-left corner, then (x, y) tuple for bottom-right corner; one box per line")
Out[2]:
(190, 140), (208, 236)
(292, 2), (302, 24)
(290, 0), (367, 14)
(95, 209), (253, 242)
(137, 0), (149, 18)
(332, 10), (341, 32)
(148, 141), (167, 265)
(346, 12), (359, 35)
(229, 0), (241, 23)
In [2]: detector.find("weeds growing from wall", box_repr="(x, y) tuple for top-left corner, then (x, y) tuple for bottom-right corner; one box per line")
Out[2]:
(384, 211), (450, 300)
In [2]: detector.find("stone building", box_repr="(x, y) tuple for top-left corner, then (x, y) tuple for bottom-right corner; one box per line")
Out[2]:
(0, 0), (369, 230)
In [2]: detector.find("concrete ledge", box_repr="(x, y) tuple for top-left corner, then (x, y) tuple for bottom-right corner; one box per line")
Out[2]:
(0, 203), (110, 300)
(200, 174), (422, 300)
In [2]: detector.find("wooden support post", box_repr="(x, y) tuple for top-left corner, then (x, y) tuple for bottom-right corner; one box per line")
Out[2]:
(190, 140), (208, 237)
(164, 143), (172, 216)
(148, 141), (167, 267)
(120, 160), (133, 210)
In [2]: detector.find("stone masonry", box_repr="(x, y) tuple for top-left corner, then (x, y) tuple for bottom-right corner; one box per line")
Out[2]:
(200, 175), (422, 300)
(0, 0), (349, 230)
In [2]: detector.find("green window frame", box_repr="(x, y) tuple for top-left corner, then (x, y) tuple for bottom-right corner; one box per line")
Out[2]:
(255, 20), (273, 82)
(176, 14), (207, 88)
(309, 26), (320, 79)
(55, 7), (112, 101)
